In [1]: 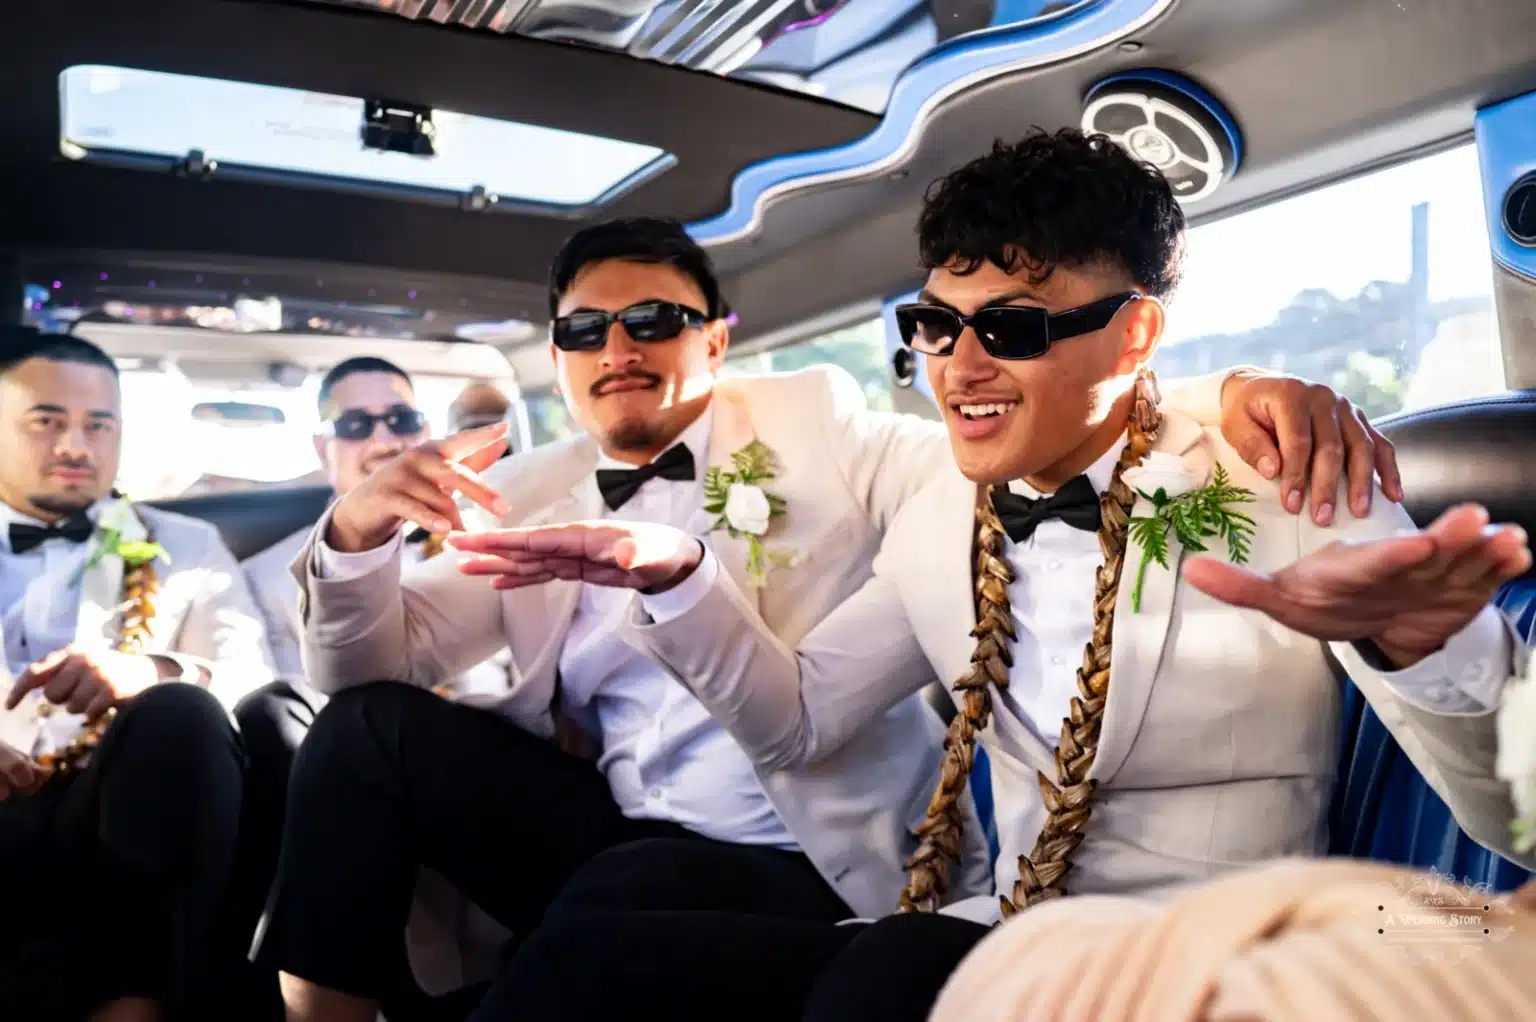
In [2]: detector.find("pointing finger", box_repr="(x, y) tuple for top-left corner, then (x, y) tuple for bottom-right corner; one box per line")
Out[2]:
(439, 423), (510, 462)
(459, 437), (510, 475)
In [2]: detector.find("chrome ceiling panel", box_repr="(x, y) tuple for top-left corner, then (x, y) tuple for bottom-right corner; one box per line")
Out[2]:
(312, 0), (1103, 113)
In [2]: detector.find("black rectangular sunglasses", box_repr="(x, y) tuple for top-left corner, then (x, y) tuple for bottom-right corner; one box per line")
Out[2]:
(894, 291), (1141, 360)
(552, 300), (707, 352)
(327, 404), (428, 441)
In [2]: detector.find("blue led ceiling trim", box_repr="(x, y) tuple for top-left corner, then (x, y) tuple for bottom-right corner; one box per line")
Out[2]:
(1474, 91), (1536, 283)
(687, 0), (1178, 247)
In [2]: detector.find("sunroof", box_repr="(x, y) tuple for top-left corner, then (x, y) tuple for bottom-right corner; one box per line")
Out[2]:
(307, 0), (1101, 115)
(59, 65), (673, 211)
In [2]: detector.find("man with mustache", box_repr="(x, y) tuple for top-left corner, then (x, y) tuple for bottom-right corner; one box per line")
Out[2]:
(447, 133), (1532, 1022)
(252, 216), (1400, 1022)
(0, 329), (273, 1022)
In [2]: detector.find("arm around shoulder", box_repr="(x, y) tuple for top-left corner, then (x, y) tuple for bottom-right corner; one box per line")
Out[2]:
(816, 365), (951, 534)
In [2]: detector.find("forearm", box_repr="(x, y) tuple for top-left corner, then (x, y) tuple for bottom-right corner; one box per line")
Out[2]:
(301, 512), (507, 693)
(1160, 367), (1259, 425)
(624, 554), (936, 771)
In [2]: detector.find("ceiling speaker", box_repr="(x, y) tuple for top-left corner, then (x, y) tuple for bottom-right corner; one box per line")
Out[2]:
(1082, 71), (1242, 204)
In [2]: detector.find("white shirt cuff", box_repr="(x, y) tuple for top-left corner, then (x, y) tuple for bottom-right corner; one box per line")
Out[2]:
(1374, 606), (1515, 713)
(314, 527), (404, 581)
(637, 547), (720, 624)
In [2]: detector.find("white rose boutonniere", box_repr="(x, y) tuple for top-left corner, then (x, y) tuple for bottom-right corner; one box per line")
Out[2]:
(723, 483), (772, 536)
(1497, 660), (1536, 853)
(1121, 451), (1202, 499)
(704, 439), (790, 586)
(73, 498), (170, 586)
(1125, 462), (1256, 613)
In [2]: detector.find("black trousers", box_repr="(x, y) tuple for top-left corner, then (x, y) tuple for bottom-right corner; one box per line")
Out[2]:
(209, 680), (327, 1021)
(253, 681), (852, 1001)
(0, 683), (245, 1022)
(465, 909), (990, 1022)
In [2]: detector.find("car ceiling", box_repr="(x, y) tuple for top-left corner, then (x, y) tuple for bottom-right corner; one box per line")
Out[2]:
(3, 0), (1536, 395)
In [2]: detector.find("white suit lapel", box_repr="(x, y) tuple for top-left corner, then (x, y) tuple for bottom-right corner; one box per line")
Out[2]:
(701, 388), (764, 618)
(1092, 410), (1213, 786)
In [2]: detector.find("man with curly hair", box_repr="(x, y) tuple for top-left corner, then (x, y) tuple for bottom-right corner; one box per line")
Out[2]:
(453, 129), (1533, 1022)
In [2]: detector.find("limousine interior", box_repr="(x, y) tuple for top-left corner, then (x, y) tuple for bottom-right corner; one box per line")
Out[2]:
(3, 0), (1536, 1014)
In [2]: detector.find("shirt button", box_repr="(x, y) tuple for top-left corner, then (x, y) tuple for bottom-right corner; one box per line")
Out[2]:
(648, 787), (663, 799)
(1047, 560), (1062, 571)
(1051, 655), (1065, 667)
(1426, 683), (1453, 703)
(1462, 660), (1491, 686)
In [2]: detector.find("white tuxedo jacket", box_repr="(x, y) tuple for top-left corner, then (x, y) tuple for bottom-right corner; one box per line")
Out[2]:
(126, 504), (276, 705)
(293, 366), (1234, 989)
(0, 504), (275, 753)
(623, 408), (1534, 926)
(245, 525), (509, 697)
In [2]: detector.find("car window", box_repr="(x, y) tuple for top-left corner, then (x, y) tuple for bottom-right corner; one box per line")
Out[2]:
(1153, 142), (1497, 418)
(526, 142), (1499, 449)
(116, 371), (497, 499)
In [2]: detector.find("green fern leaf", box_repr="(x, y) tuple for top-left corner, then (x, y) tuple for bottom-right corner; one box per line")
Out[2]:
(1128, 515), (1170, 569)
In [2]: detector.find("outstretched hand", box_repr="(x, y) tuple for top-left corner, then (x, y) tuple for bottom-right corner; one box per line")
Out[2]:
(1184, 504), (1530, 668)
(448, 521), (704, 593)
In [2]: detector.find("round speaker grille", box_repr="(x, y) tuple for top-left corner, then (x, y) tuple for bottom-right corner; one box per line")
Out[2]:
(1082, 75), (1240, 204)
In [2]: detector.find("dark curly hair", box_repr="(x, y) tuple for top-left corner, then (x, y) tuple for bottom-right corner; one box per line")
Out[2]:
(549, 217), (729, 321)
(918, 128), (1185, 301)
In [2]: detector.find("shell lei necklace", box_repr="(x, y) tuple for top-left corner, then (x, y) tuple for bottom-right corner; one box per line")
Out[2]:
(33, 510), (161, 776)
(901, 372), (1163, 916)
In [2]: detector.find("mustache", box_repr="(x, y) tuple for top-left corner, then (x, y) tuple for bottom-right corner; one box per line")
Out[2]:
(590, 370), (662, 397)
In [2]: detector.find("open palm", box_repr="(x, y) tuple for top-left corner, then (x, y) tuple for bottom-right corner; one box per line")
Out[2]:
(1185, 504), (1530, 666)
(449, 521), (703, 592)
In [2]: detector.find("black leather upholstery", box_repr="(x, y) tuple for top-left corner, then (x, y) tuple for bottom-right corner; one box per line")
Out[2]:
(1377, 390), (1536, 579)
(148, 485), (334, 562)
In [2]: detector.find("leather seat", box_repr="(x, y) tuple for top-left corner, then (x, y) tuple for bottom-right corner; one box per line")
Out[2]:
(1327, 391), (1536, 890)
(147, 485), (334, 561)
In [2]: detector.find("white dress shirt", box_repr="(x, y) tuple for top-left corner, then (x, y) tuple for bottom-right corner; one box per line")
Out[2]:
(0, 501), (104, 676)
(993, 438), (1507, 732)
(318, 407), (798, 849)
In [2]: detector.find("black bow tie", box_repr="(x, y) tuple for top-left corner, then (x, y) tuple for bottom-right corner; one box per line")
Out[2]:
(9, 512), (94, 554)
(990, 476), (1102, 545)
(595, 444), (696, 511)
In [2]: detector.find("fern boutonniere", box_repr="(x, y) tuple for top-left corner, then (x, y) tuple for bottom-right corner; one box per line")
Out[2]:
(703, 439), (791, 586)
(1124, 459), (1256, 613)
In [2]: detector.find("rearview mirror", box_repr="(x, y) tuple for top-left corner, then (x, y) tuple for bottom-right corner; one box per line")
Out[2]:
(191, 401), (287, 426)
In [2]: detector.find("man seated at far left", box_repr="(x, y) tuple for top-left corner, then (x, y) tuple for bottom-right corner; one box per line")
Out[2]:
(0, 329), (274, 1022)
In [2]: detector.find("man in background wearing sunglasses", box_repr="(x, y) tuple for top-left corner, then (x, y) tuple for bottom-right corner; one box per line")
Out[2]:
(238, 356), (510, 1019)
(243, 356), (432, 682)
(254, 216), (1401, 1022)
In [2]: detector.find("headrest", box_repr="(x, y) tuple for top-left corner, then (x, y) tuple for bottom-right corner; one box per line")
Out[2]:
(1379, 391), (1536, 579)
(148, 485), (334, 561)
